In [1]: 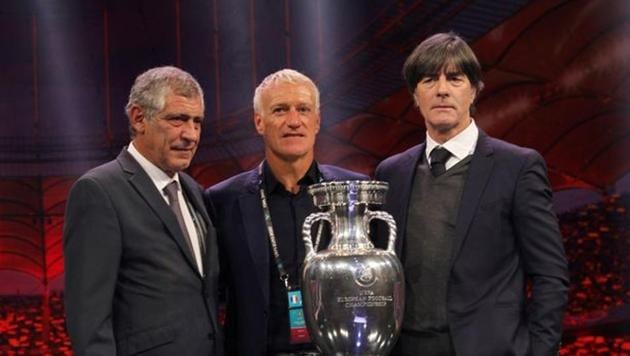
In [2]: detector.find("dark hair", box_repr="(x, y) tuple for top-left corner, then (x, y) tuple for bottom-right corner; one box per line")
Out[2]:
(403, 32), (484, 94)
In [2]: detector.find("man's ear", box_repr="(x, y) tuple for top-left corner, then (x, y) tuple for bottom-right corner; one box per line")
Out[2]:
(314, 112), (321, 134)
(129, 105), (146, 135)
(254, 113), (265, 135)
(412, 85), (422, 108)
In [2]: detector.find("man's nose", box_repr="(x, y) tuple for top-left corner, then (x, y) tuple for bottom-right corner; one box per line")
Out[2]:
(181, 120), (200, 141)
(286, 108), (301, 127)
(436, 76), (449, 96)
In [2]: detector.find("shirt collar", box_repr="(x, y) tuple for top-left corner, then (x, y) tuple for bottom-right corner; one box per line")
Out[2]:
(127, 141), (181, 192)
(263, 160), (319, 195)
(425, 119), (479, 161)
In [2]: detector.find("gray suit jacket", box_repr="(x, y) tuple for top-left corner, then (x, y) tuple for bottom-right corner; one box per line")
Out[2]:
(64, 149), (221, 356)
(375, 131), (569, 356)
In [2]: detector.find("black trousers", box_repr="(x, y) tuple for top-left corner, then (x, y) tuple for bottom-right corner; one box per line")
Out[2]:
(392, 329), (455, 356)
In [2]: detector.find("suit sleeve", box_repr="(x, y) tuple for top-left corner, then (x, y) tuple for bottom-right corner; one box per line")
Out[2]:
(513, 151), (569, 355)
(64, 176), (121, 355)
(372, 162), (394, 251)
(204, 188), (237, 355)
(203, 190), (228, 304)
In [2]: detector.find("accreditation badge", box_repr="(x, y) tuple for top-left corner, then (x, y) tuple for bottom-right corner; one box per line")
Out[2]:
(287, 289), (311, 344)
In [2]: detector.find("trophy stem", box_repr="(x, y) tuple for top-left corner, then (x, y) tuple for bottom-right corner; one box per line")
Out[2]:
(327, 203), (374, 252)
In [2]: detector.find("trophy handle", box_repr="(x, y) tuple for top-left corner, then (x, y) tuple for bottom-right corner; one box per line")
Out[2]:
(366, 210), (398, 253)
(302, 212), (332, 262)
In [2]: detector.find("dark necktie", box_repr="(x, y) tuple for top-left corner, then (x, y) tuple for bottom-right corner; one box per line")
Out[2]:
(163, 181), (194, 254)
(429, 147), (452, 177)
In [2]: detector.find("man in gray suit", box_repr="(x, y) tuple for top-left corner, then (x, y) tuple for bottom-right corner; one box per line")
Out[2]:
(64, 66), (221, 355)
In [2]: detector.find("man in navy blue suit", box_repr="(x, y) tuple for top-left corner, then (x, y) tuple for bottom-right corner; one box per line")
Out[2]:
(375, 33), (569, 355)
(206, 69), (367, 355)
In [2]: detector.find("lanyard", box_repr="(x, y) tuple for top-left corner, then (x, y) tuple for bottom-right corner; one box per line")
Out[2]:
(258, 161), (324, 289)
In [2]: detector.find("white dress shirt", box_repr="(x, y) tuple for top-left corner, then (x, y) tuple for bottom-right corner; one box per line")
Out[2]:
(425, 119), (479, 171)
(128, 142), (204, 275)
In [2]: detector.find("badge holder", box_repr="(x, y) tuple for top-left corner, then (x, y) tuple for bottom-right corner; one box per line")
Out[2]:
(287, 286), (311, 344)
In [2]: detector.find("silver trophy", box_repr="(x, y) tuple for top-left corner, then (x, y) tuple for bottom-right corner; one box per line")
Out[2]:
(302, 180), (404, 356)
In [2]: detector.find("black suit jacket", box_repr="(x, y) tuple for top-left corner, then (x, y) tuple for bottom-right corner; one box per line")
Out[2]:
(205, 164), (367, 356)
(64, 149), (221, 356)
(375, 132), (569, 356)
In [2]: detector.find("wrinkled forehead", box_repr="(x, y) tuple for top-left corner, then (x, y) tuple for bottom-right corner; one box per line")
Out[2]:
(266, 79), (314, 93)
(262, 81), (316, 103)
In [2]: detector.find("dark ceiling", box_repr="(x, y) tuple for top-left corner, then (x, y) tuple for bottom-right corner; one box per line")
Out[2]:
(313, 0), (630, 192)
(0, 0), (532, 176)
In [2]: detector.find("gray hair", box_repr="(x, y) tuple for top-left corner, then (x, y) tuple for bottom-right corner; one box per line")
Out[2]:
(252, 69), (320, 114)
(126, 66), (204, 138)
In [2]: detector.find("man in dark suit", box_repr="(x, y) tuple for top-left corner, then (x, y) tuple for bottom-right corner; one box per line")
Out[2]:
(64, 66), (221, 355)
(206, 69), (367, 355)
(375, 33), (569, 355)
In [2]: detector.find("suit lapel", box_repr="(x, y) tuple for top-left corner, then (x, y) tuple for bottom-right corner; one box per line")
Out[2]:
(318, 165), (333, 181)
(238, 170), (271, 304)
(117, 149), (200, 276)
(181, 174), (211, 229)
(181, 174), (214, 275)
(238, 163), (349, 305)
(181, 173), (221, 330)
(450, 132), (494, 267)
(390, 145), (424, 257)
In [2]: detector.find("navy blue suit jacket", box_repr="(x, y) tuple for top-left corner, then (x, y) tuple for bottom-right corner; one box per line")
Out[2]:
(205, 164), (367, 356)
(375, 132), (569, 356)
